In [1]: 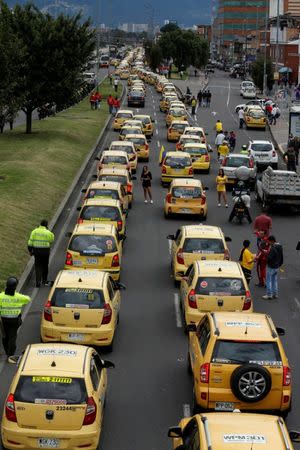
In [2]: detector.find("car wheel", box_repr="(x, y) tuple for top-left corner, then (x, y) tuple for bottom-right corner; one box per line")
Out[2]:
(192, 387), (202, 414)
(230, 363), (272, 403)
(272, 163), (278, 170)
(201, 213), (207, 221)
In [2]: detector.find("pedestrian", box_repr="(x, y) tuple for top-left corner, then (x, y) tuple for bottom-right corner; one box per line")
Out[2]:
(239, 240), (255, 285)
(218, 140), (229, 163)
(229, 131), (236, 152)
(94, 91), (102, 110)
(256, 237), (270, 287)
(0, 277), (31, 357)
(202, 90), (207, 107)
(89, 91), (96, 110)
(206, 89), (211, 107)
(215, 119), (223, 134)
(270, 104), (280, 125)
(180, 70), (183, 80)
(238, 108), (245, 129)
(283, 145), (297, 172)
(113, 77), (119, 93)
(216, 168), (228, 207)
(28, 220), (54, 288)
(265, 102), (273, 121)
(113, 96), (120, 115)
(107, 94), (114, 114)
(191, 96), (197, 116)
(262, 235), (283, 299)
(215, 130), (225, 153)
(240, 144), (248, 155)
(197, 90), (203, 107)
(141, 165), (153, 203)
(194, 68), (198, 77)
(109, 73), (113, 85)
(253, 213), (272, 247)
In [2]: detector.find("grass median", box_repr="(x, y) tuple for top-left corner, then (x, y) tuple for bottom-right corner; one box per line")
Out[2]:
(0, 77), (120, 289)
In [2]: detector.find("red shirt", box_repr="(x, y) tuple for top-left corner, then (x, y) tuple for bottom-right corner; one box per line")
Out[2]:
(254, 214), (272, 234)
(113, 98), (120, 107)
(90, 93), (96, 102)
(107, 96), (114, 105)
(94, 92), (102, 101)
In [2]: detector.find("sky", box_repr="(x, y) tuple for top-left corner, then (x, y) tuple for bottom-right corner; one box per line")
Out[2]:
(7, 0), (212, 27)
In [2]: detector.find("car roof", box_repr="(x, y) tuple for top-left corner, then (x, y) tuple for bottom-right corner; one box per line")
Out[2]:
(194, 260), (243, 276)
(227, 154), (249, 159)
(183, 143), (207, 149)
(116, 109), (133, 115)
(182, 225), (224, 238)
(211, 312), (278, 341)
(134, 114), (151, 119)
(102, 150), (128, 157)
(98, 167), (129, 176)
(170, 120), (189, 125)
(82, 198), (120, 207)
(110, 140), (135, 148)
(72, 223), (116, 235)
(249, 140), (272, 144)
(180, 134), (201, 140)
(165, 151), (190, 158)
(87, 181), (122, 190)
(184, 126), (205, 132)
(20, 343), (92, 376)
(170, 178), (202, 187)
(125, 133), (146, 139)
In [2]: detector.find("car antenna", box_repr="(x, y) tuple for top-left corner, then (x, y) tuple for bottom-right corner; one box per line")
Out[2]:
(78, 278), (82, 282)
(51, 361), (56, 367)
(245, 324), (248, 335)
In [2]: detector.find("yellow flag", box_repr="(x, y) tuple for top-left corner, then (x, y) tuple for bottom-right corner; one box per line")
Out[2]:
(159, 145), (165, 165)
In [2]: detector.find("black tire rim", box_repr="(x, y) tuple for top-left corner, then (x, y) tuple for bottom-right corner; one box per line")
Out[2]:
(238, 370), (266, 399)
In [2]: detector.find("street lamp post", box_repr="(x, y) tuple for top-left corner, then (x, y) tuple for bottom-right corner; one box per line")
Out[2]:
(275, 0), (280, 90)
(96, 0), (100, 91)
(263, 0), (269, 96)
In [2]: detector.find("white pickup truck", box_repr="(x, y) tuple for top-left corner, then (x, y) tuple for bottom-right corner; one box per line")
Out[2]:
(255, 167), (300, 210)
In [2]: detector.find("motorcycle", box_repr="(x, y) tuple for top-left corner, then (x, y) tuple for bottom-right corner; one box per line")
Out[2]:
(228, 177), (252, 224)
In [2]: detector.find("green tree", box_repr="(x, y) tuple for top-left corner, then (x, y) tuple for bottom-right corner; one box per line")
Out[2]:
(149, 44), (162, 72)
(251, 56), (274, 91)
(160, 23), (180, 33)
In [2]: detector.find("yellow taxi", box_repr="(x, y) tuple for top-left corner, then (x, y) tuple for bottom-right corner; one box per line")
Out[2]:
(134, 114), (154, 137)
(64, 223), (122, 279)
(180, 260), (252, 329)
(127, 74), (139, 86)
(82, 180), (129, 212)
(1, 343), (114, 450)
(119, 69), (130, 79)
(176, 134), (201, 151)
(164, 179), (208, 219)
(108, 140), (137, 173)
(97, 150), (131, 172)
(161, 151), (193, 185)
(41, 270), (125, 349)
(125, 133), (150, 161)
(168, 100), (186, 110)
(77, 198), (126, 237)
(168, 411), (299, 450)
(245, 106), (267, 129)
(182, 143), (210, 173)
(167, 120), (189, 142)
(188, 312), (292, 416)
(113, 109), (134, 131)
(119, 125), (143, 141)
(167, 225), (231, 283)
(183, 126), (207, 144)
(122, 119), (143, 129)
(160, 94), (178, 112)
(166, 108), (188, 127)
(97, 167), (135, 209)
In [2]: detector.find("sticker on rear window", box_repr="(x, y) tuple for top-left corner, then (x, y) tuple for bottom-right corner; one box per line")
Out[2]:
(90, 217), (112, 221)
(36, 349), (77, 357)
(106, 239), (113, 250)
(200, 281), (208, 288)
(249, 360), (282, 366)
(224, 435), (266, 444)
(34, 398), (67, 405)
(225, 321), (261, 328)
(230, 280), (242, 290)
(32, 377), (73, 383)
(65, 289), (93, 293)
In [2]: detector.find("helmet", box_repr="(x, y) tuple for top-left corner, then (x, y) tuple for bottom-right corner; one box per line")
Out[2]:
(242, 144), (247, 150)
(6, 277), (18, 290)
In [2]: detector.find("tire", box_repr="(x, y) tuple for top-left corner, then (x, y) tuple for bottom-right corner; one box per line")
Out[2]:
(164, 210), (170, 219)
(192, 387), (202, 414)
(230, 364), (272, 403)
(255, 188), (261, 203)
(262, 195), (269, 212)
(272, 163), (278, 170)
(201, 214), (207, 222)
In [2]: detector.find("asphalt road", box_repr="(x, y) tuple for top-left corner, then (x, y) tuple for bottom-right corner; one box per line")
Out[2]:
(1, 69), (300, 449)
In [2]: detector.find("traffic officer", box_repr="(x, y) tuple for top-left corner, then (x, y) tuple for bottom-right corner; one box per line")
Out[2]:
(0, 277), (31, 357)
(240, 144), (249, 155)
(28, 220), (54, 287)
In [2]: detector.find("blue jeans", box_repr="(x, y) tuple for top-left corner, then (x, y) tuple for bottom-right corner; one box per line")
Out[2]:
(266, 267), (278, 296)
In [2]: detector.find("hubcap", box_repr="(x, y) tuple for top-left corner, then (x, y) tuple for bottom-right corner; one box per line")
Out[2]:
(238, 371), (266, 399)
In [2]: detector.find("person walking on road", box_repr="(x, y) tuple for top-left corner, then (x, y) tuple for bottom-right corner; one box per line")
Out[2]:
(107, 94), (114, 114)
(89, 92), (96, 110)
(218, 140), (229, 162)
(113, 96), (120, 115)
(239, 240), (256, 285)
(216, 168), (228, 207)
(229, 131), (236, 152)
(283, 145), (297, 172)
(269, 104), (280, 125)
(0, 277), (31, 357)
(206, 90), (211, 107)
(256, 238), (270, 287)
(94, 91), (102, 110)
(141, 166), (153, 203)
(194, 68), (198, 77)
(238, 108), (245, 129)
(28, 220), (54, 288)
(113, 77), (119, 93)
(253, 213), (272, 247)
(215, 130), (225, 153)
(197, 90), (202, 108)
(191, 96), (197, 116)
(215, 119), (223, 134)
(262, 235), (283, 300)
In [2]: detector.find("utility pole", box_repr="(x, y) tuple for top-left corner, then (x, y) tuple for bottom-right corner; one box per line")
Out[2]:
(263, 0), (269, 96)
(275, 0), (280, 91)
(96, 0), (100, 91)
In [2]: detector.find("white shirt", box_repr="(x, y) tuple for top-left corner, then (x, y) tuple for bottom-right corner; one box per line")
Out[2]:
(238, 109), (245, 119)
(215, 133), (225, 145)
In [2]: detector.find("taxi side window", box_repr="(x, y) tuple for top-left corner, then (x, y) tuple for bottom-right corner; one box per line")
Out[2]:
(197, 318), (211, 356)
(90, 357), (100, 390)
(121, 186), (126, 198)
(175, 229), (182, 246)
(93, 353), (104, 376)
(182, 418), (200, 450)
(107, 278), (115, 301)
(186, 265), (195, 286)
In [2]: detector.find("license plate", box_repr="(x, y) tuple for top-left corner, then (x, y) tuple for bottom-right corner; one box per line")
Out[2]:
(68, 333), (84, 341)
(181, 208), (192, 213)
(215, 401), (234, 411)
(174, 169), (182, 172)
(86, 257), (98, 264)
(38, 439), (60, 448)
(73, 260), (82, 266)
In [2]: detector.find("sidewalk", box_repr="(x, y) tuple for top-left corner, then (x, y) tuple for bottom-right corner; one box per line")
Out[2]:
(171, 73), (208, 96)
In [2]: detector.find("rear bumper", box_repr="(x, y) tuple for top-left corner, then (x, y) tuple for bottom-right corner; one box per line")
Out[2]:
(161, 174), (193, 183)
(41, 323), (115, 346)
(64, 266), (120, 281)
(165, 203), (207, 216)
(137, 149), (149, 160)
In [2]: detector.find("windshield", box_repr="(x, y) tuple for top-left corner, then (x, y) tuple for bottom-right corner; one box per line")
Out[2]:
(165, 156), (191, 167)
(185, 130), (204, 138)
(183, 238), (225, 254)
(251, 143), (272, 152)
(102, 156), (127, 164)
(98, 175), (127, 186)
(110, 145), (133, 154)
(86, 189), (119, 200)
(172, 186), (202, 198)
(14, 376), (87, 405)
(129, 138), (145, 145)
(81, 206), (121, 221)
(225, 157), (249, 168)
(184, 147), (207, 156)
(212, 341), (281, 365)
(171, 123), (187, 131)
(116, 113), (132, 119)
(120, 128), (141, 135)
(51, 287), (105, 309)
(195, 277), (246, 296)
(69, 234), (117, 254)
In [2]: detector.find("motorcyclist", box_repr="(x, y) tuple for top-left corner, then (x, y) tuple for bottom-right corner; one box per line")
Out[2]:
(228, 180), (252, 223)
(240, 144), (249, 155)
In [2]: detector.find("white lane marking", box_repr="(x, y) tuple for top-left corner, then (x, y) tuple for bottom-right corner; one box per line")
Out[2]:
(157, 140), (160, 147)
(174, 293), (183, 328)
(183, 403), (191, 418)
(168, 239), (172, 254)
(153, 111), (156, 117)
(227, 81), (231, 107)
(155, 129), (158, 135)
(294, 297), (300, 309)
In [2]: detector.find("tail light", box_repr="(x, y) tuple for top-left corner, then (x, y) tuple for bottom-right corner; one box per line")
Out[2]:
(126, 164), (130, 170)
(224, 249), (230, 260)
(162, 165), (167, 174)
(65, 251), (73, 266)
(145, 144), (149, 150)
(177, 248), (184, 265)
(83, 397), (97, 426)
(201, 194), (206, 205)
(249, 158), (254, 168)
(272, 150), (276, 157)
(188, 167), (193, 175)
(188, 289), (197, 309)
(283, 366), (291, 386)
(166, 193), (172, 203)
(242, 291), (252, 311)
(77, 218), (83, 224)
(176, 143), (180, 150)
(204, 155), (210, 162)
(43, 300), (53, 322)
(222, 158), (227, 166)
(101, 303), (112, 325)
(5, 393), (17, 422)
(200, 363), (210, 383)
(127, 183), (132, 193)
(111, 254), (119, 267)
(117, 220), (122, 231)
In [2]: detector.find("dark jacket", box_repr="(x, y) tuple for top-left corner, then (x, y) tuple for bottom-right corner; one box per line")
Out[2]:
(267, 243), (283, 269)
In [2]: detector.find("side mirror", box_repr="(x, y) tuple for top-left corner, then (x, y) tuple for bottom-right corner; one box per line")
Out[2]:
(289, 431), (300, 442)
(92, 174), (97, 179)
(225, 236), (232, 242)
(95, 156), (100, 161)
(131, 176), (137, 180)
(296, 241), (300, 250)
(204, 186), (209, 191)
(276, 327), (285, 336)
(167, 234), (175, 240)
(205, 132), (209, 136)
(101, 360), (115, 369)
(8, 355), (21, 365)
(114, 281), (126, 290)
(168, 426), (182, 438)
(186, 324), (197, 332)
(65, 231), (72, 238)
(151, 118), (155, 123)
(81, 188), (87, 193)
(76, 206), (81, 211)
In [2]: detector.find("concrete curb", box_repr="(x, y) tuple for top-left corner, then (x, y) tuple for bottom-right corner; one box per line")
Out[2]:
(267, 122), (286, 157)
(17, 84), (125, 292)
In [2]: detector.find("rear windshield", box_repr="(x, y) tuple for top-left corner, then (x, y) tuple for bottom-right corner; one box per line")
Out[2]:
(129, 138), (145, 145)
(170, 110), (185, 116)
(69, 234), (117, 254)
(51, 287), (105, 309)
(172, 187), (202, 198)
(171, 123), (187, 131)
(14, 375), (87, 405)
(212, 340), (281, 365)
(110, 145), (133, 154)
(184, 147), (207, 156)
(102, 156), (127, 164)
(99, 175), (127, 186)
(180, 137), (199, 144)
(137, 117), (150, 124)
(225, 157), (250, 168)
(183, 238), (225, 254)
(251, 143), (272, 152)
(81, 206), (121, 221)
(185, 130), (204, 138)
(130, 91), (144, 96)
(116, 113), (132, 119)
(86, 189), (119, 200)
(120, 128), (141, 135)
(165, 156), (191, 167)
(249, 111), (264, 118)
(195, 277), (246, 295)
